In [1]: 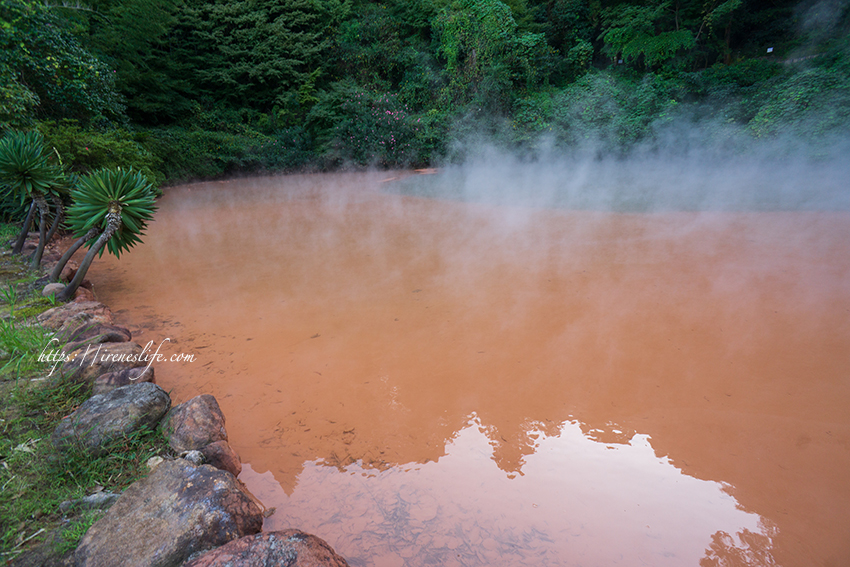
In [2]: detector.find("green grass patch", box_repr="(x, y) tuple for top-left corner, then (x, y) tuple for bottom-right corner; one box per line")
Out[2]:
(0, 222), (173, 560)
(0, 266), (58, 380)
(56, 510), (103, 555)
(0, 225), (19, 243)
(0, 377), (173, 559)
(0, 316), (54, 379)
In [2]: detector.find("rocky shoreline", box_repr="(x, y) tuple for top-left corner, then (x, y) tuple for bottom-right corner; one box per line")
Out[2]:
(11, 235), (351, 567)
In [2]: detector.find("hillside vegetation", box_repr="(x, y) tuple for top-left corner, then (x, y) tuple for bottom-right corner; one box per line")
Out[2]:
(2, 0), (848, 188)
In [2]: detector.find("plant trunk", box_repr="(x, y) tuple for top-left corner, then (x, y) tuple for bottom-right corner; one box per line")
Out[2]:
(674, 0), (680, 31)
(30, 195), (49, 268)
(44, 195), (64, 247)
(57, 209), (120, 302)
(50, 226), (101, 282)
(12, 201), (36, 255)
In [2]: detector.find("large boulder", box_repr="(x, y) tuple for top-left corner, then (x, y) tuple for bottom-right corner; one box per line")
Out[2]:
(162, 395), (228, 453)
(200, 440), (242, 478)
(75, 459), (263, 567)
(92, 366), (155, 396)
(51, 383), (170, 457)
(37, 301), (114, 334)
(184, 530), (350, 567)
(61, 341), (147, 384)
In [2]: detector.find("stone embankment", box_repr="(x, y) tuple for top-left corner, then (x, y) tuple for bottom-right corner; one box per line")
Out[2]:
(12, 235), (350, 567)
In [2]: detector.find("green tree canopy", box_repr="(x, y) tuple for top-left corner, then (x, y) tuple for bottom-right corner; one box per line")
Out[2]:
(178, 0), (350, 111)
(434, 0), (547, 106)
(600, 0), (695, 68)
(83, 0), (190, 123)
(0, 0), (122, 125)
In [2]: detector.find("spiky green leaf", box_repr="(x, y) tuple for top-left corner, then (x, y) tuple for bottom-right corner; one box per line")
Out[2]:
(0, 131), (66, 203)
(66, 168), (158, 258)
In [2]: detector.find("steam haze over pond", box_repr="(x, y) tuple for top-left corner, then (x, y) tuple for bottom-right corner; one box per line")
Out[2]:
(88, 162), (850, 566)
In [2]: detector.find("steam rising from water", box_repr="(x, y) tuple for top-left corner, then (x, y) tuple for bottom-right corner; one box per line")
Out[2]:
(392, 132), (850, 212)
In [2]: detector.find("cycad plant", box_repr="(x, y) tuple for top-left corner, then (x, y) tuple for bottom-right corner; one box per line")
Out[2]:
(56, 168), (157, 302)
(0, 131), (67, 266)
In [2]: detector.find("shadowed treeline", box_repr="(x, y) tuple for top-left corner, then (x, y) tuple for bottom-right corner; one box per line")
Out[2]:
(2, 0), (849, 188)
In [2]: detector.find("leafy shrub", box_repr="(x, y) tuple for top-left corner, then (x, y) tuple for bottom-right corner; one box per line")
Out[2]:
(335, 5), (405, 88)
(749, 65), (850, 139)
(141, 125), (316, 182)
(511, 90), (555, 145)
(309, 82), (427, 167)
(397, 45), (448, 111)
(689, 59), (784, 92)
(252, 127), (317, 171)
(0, 70), (39, 131)
(0, 0), (123, 125)
(141, 127), (254, 181)
(599, 3), (695, 69)
(409, 108), (451, 164)
(548, 71), (681, 151)
(434, 0), (548, 108)
(37, 121), (162, 187)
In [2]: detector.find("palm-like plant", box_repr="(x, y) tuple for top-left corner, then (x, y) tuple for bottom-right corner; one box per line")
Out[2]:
(0, 131), (67, 266)
(56, 168), (157, 302)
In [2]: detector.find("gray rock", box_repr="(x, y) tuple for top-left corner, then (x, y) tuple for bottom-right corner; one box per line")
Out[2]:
(183, 530), (351, 567)
(162, 395), (228, 453)
(36, 302), (114, 334)
(74, 459), (263, 567)
(42, 282), (65, 298)
(51, 383), (171, 457)
(92, 366), (155, 396)
(61, 341), (147, 384)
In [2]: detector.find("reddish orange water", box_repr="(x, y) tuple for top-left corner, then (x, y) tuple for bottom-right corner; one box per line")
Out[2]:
(88, 172), (850, 567)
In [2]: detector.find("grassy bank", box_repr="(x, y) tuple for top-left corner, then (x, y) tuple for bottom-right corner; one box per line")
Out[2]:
(0, 226), (172, 563)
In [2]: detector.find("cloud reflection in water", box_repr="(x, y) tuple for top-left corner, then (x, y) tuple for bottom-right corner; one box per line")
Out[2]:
(243, 415), (774, 567)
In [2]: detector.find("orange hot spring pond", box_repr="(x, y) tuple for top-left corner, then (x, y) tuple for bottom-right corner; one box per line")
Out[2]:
(86, 171), (850, 567)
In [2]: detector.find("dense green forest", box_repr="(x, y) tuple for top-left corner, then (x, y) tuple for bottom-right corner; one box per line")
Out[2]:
(2, 0), (849, 185)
